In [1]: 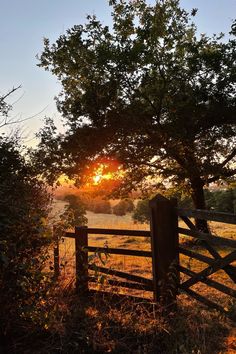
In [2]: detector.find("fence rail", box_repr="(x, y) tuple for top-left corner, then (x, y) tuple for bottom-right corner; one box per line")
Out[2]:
(178, 226), (236, 248)
(86, 246), (152, 257)
(55, 194), (236, 315)
(177, 207), (236, 224)
(177, 204), (236, 314)
(61, 226), (153, 294)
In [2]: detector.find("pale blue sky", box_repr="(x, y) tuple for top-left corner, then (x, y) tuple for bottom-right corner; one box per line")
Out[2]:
(0, 0), (235, 144)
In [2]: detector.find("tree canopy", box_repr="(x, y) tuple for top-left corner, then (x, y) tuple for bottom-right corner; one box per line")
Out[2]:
(37, 0), (236, 228)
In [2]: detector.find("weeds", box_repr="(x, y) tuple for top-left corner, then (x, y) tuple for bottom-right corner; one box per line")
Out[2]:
(4, 281), (234, 354)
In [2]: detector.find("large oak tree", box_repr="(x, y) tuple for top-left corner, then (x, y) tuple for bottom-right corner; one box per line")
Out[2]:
(37, 0), (236, 230)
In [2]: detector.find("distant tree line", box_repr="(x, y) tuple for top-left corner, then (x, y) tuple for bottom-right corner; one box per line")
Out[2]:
(132, 187), (236, 224)
(62, 193), (135, 217)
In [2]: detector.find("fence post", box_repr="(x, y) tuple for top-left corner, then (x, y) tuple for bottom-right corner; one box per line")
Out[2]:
(75, 226), (88, 295)
(149, 194), (179, 308)
(53, 226), (60, 278)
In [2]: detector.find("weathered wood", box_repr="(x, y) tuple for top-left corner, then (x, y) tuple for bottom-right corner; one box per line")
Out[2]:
(179, 246), (215, 264)
(182, 250), (236, 289)
(179, 285), (228, 314)
(150, 195), (179, 305)
(180, 215), (196, 230)
(177, 208), (236, 225)
(179, 265), (236, 298)
(61, 199), (236, 311)
(53, 246), (60, 278)
(53, 226), (60, 278)
(88, 264), (153, 286)
(88, 276), (153, 291)
(179, 217), (236, 282)
(67, 228), (150, 238)
(65, 232), (75, 238)
(86, 246), (151, 258)
(86, 228), (151, 237)
(178, 227), (236, 248)
(179, 246), (236, 281)
(75, 226), (88, 295)
(201, 241), (236, 283)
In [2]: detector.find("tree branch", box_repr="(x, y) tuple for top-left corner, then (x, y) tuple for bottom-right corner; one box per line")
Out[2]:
(207, 169), (236, 184)
(219, 148), (236, 168)
(0, 85), (22, 102)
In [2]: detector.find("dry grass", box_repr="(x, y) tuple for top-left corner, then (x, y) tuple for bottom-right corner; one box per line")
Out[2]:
(7, 287), (234, 354)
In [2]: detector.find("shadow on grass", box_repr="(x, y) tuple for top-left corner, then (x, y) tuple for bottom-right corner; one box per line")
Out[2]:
(6, 288), (233, 354)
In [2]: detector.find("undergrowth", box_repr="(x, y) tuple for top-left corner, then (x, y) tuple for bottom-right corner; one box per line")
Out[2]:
(3, 282), (235, 354)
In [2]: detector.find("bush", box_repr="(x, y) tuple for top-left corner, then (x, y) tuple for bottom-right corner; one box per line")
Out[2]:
(113, 199), (135, 216)
(205, 188), (236, 213)
(132, 199), (150, 223)
(0, 137), (52, 341)
(91, 198), (112, 214)
(63, 194), (87, 226)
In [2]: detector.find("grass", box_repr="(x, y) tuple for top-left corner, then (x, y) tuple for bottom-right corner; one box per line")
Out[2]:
(6, 286), (234, 354)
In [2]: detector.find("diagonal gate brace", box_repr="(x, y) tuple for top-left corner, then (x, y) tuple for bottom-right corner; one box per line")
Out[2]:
(182, 250), (236, 289)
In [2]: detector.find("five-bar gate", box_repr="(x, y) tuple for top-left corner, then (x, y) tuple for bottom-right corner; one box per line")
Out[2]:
(54, 194), (236, 314)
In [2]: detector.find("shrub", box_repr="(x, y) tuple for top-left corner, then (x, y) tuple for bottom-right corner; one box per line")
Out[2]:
(0, 137), (52, 341)
(113, 199), (135, 216)
(205, 188), (236, 213)
(132, 199), (150, 223)
(63, 194), (87, 226)
(91, 198), (112, 214)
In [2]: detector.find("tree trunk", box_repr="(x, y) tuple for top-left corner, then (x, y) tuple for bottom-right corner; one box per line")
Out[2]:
(190, 178), (210, 233)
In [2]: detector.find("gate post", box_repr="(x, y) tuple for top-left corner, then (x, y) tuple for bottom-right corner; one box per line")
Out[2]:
(75, 226), (88, 295)
(149, 195), (179, 308)
(53, 226), (60, 278)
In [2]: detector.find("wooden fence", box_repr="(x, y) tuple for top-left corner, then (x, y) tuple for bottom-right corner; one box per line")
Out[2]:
(54, 194), (236, 314)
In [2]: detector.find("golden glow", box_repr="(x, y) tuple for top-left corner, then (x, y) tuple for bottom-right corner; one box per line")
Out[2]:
(92, 166), (117, 185)
(55, 159), (125, 194)
(87, 159), (124, 188)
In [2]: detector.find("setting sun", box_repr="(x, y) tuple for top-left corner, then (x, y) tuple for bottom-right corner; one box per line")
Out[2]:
(92, 165), (114, 185)
(83, 158), (124, 191)
(93, 171), (113, 184)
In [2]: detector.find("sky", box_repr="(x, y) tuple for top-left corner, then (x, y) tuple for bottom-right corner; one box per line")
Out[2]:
(0, 0), (235, 145)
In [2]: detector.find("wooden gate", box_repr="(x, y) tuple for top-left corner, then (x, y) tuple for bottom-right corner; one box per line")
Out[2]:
(54, 194), (236, 313)
(177, 207), (236, 313)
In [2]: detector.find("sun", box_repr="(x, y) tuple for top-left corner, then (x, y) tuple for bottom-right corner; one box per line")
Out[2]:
(92, 167), (113, 185)
(93, 174), (102, 184)
(85, 158), (124, 189)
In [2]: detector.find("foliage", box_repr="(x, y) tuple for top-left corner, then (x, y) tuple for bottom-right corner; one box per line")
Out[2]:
(113, 198), (134, 216)
(133, 187), (236, 224)
(132, 198), (150, 223)
(36, 0), (236, 227)
(92, 198), (112, 214)
(205, 188), (236, 213)
(0, 136), (53, 340)
(75, 193), (112, 214)
(63, 194), (87, 226)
